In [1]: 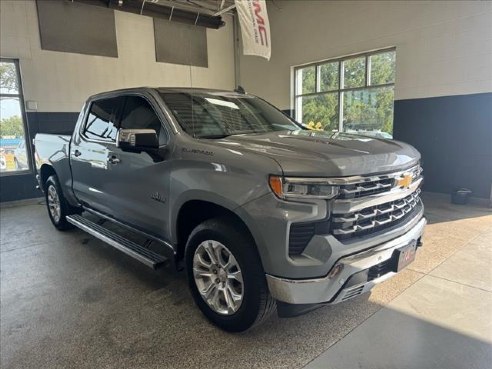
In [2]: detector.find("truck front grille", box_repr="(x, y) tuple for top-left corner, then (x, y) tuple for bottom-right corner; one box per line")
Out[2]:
(337, 165), (422, 200)
(331, 189), (422, 240)
(288, 166), (423, 254)
(338, 178), (394, 199)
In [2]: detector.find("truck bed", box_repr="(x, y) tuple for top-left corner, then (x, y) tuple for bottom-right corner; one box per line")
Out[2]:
(34, 133), (73, 193)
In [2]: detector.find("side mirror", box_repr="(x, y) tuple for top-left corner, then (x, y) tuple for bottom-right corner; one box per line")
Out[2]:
(117, 129), (159, 152)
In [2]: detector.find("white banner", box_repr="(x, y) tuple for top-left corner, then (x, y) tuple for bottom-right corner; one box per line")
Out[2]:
(235, 0), (271, 60)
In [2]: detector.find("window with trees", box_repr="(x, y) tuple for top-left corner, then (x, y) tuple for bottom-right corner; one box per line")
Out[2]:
(0, 59), (30, 173)
(294, 49), (396, 138)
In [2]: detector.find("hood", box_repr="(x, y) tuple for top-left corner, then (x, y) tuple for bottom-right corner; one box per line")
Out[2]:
(212, 130), (420, 177)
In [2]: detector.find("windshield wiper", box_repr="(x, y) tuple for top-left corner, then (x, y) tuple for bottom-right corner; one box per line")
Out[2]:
(197, 134), (233, 139)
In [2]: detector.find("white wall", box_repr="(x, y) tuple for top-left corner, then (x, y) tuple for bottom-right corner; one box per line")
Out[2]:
(238, 0), (492, 109)
(0, 0), (235, 112)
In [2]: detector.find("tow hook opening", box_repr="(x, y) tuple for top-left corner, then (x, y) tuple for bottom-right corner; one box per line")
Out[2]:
(327, 263), (344, 279)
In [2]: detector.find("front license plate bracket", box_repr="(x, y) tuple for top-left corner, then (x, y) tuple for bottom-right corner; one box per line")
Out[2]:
(391, 240), (417, 272)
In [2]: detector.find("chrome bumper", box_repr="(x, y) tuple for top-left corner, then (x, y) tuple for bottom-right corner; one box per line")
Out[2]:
(35, 174), (42, 190)
(266, 216), (427, 304)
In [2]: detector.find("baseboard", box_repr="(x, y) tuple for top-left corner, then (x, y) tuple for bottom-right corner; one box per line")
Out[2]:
(0, 197), (44, 209)
(422, 191), (491, 208)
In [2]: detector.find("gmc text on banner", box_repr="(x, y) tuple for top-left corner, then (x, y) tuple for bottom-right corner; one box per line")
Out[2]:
(235, 0), (271, 60)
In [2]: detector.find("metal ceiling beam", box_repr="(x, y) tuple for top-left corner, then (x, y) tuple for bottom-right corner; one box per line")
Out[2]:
(70, 0), (225, 28)
(213, 3), (235, 16)
(154, 0), (216, 15)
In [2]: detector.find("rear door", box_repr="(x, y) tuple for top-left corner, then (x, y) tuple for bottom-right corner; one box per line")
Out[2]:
(104, 93), (173, 240)
(70, 96), (123, 215)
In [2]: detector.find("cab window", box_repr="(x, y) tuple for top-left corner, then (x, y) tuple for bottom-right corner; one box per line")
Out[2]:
(120, 96), (167, 144)
(84, 98), (120, 141)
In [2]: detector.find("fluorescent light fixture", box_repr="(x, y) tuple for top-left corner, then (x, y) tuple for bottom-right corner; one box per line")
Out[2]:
(205, 98), (239, 110)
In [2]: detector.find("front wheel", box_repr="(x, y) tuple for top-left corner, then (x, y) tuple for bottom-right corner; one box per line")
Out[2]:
(45, 175), (79, 231)
(185, 217), (276, 332)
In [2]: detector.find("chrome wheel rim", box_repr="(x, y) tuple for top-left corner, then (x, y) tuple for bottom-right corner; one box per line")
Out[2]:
(193, 240), (244, 315)
(47, 185), (61, 223)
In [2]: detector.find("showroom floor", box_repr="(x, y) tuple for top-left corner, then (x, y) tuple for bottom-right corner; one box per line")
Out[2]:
(1, 193), (491, 369)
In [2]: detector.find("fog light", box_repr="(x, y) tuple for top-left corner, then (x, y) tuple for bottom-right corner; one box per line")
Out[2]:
(327, 263), (344, 279)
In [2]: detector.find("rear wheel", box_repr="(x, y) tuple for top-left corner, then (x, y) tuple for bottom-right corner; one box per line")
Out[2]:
(185, 217), (276, 332)
(45, 175), (79, 231)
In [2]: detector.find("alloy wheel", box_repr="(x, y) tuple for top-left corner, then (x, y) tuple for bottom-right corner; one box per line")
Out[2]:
(192, 240), (244, 315)
(47, 185), (61, 223)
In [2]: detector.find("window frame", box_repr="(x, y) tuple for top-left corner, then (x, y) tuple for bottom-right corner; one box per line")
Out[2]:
(79, 92), (170, 147)
(0, 58), (33, 177)
(293, 47), (396, 132)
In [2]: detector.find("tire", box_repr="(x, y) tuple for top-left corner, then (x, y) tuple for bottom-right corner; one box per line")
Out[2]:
(185, 217), (276, 332)
(44, 175), (79, 231)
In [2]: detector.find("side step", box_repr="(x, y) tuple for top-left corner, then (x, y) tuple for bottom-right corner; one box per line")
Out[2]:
(66, 214), (167, 269)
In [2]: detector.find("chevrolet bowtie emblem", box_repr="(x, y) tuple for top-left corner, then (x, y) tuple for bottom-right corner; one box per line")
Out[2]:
(397, 174), (413, 188)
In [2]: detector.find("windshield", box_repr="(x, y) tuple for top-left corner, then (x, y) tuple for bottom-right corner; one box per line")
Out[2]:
(159, 92), (302, 138)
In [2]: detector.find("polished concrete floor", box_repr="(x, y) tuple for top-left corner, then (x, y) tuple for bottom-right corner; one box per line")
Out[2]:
(1, 193), (491, 369)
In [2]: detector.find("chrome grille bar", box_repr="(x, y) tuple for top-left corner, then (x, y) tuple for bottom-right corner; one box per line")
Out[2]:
(336, 165), (422, 200)
(333, 177), (423, 215)
(317, 164), (422, 186)
(332, 190), (422, 238)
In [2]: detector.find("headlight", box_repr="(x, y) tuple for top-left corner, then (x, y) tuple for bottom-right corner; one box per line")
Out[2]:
(269, 176), (339, 199)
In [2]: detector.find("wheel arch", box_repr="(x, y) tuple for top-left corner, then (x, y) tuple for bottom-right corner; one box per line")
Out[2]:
(173, 196), (264, 264)
(39, 164), (57, 191)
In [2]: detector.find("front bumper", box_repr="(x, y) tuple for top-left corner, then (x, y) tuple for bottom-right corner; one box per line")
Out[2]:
(266, 215), (426, 304)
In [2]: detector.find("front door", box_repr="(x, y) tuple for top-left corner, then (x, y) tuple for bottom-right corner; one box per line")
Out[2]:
(105, 94), (173, 241)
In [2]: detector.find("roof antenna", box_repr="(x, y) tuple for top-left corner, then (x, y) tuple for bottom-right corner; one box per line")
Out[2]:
(234, 85), (246, 94)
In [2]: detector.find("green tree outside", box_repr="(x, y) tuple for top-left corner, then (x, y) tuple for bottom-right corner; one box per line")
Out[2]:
(0, 62), (18, 93)
(1, 62), (25, 138)
(0, 115), (24, 137)
(297, 51), (395, 135)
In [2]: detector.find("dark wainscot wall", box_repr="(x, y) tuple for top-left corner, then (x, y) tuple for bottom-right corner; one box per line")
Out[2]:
(394, 93), (492, 199)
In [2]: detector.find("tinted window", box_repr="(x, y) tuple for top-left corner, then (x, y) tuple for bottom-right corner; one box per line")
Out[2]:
(120, 96), (166, 143)
(159, 92), (300, 138)
(85, 98), (119, 141)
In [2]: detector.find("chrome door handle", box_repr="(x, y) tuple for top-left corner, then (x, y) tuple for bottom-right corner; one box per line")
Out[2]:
(108, 155), (121, 164)
(73, 149), (82, 157)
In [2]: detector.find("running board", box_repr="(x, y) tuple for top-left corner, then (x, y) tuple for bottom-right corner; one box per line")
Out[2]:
(66, 214), (168, 269)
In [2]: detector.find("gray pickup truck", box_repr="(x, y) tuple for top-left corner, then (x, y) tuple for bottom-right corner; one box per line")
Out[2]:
(34, 87), (426, 332)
